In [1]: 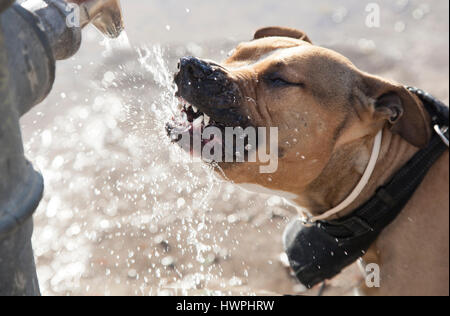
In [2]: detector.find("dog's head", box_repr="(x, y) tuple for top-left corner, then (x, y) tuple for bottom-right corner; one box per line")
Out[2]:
(167, 27), (431, 196)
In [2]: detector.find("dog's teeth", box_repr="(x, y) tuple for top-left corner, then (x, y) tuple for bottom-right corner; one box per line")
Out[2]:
(192, 106), (198, 113)
(204, 115), (210, 125)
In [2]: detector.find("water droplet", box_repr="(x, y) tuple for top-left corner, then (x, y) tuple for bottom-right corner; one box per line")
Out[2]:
(161, 256), (175, 267)
(127, 269), (138, 279)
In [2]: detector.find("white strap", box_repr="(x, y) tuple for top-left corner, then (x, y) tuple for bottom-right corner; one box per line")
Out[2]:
(310, 130), (383, 222)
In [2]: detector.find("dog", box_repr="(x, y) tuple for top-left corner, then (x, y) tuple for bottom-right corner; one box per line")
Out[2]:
(167, 27), (449, 296)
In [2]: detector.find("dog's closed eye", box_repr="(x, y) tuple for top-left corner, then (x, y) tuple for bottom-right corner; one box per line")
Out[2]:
(265, 75), (305, 88)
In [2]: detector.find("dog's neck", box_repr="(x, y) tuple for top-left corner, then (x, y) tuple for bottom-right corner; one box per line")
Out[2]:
(295, 126), (420, 219)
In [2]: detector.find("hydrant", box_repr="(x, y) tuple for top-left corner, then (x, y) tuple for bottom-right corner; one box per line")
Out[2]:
(0, 0), (123, 296)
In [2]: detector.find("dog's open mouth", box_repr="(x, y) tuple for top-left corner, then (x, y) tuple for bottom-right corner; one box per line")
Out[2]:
(166, 97), (223, 152)
(166, 56), (257, 163)
(166, 97), (254, 162)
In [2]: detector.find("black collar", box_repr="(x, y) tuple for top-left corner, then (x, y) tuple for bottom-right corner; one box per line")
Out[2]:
(284, 87), (449, 289)
(319, 87), (449, 241)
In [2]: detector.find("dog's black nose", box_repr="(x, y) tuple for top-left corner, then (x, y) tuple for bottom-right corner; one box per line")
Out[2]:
(175, 56), (224, 98)
(174, 56), (243, 123)
(179, 57), (213, 80)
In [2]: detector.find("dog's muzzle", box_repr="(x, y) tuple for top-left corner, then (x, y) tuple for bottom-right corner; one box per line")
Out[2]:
(174, 57), (245, 126)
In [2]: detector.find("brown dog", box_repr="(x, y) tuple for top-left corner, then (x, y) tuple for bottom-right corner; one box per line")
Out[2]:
(168, 27), (449, 296)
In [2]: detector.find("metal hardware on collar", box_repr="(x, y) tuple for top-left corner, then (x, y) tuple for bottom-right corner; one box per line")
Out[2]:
(284, 87), (448, 289)
(434, 125), (449, 147)
(407, 86), (449, 147)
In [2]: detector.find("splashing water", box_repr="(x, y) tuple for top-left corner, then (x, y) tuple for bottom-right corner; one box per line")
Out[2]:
(135, 44), (226, 276)
(137, 45), (178, 118)
(24, 34), (359, 296)
(100, 31), (133, 58)
(25, 39), (246, 295)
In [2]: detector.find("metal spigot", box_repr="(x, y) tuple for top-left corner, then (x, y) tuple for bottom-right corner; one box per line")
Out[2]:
(0, 0), (125, 296)
(67, 0), (124, 38)
(20, 0), (124, 60)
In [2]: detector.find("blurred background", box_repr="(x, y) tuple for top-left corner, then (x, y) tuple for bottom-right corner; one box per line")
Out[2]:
(19, 0), (448, 295)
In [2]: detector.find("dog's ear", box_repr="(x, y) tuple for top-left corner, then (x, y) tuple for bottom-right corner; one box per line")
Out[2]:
(254, 27), (312, 43)
(362, 74), (431, 148)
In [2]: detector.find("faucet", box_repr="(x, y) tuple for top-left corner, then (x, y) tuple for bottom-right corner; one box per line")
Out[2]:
(67, 0), (124, 38)
(0, 0), (123, 296)
(21, 0), (124, 60)
(0, 0), (124, 115)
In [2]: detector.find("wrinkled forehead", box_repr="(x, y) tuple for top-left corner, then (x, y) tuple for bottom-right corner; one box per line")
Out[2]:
(226, 39), (356, 82)
(224, 38), (354, 73)
(223, 37), (359, 102)
(224, 37), (310, 68)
